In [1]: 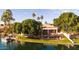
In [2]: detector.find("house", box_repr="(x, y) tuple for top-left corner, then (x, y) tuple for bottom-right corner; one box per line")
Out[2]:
(0, 24), (5, 32)
(0, 24), (9, 33)
(42, 24), (59, 38)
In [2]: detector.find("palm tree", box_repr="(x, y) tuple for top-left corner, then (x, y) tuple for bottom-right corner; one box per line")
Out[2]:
(45, 21), (48, 24)
(32, 13), (44, 38)
(37, 15), (44, 22)
(40, 15), (43, 23)
(32, 13), (36, 19)
(37, 16), (40, 20)
(40, 15), (43, 19)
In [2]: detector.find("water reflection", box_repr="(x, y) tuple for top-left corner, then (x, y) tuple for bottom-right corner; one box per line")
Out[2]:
(0, 38), (17, 50)
(14, 42), (49, 50)
(53, 44), (79, 50)
(14, 43), (79, 50)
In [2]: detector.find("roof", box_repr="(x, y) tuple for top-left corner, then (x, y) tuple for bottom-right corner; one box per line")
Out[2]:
(42, 24), (58, 30)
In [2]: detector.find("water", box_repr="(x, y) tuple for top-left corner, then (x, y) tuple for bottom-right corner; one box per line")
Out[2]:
(0, 38), (56, 50)
(44, 45), (56, 50)
(0, 38), (79, 50)
(0, 41), (7, 50)
(0, 38), (17, 50)
(13, 43), (79, 50)
(14, 42), (55, 50)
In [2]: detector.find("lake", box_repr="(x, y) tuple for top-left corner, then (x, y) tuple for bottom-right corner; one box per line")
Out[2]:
(0, 38), (57, 50)
(0, 38), (17, 50)
(0, 38), (79, 50)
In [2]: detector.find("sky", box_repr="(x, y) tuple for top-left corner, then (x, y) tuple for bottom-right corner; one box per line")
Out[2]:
(0, 9), (79, 24)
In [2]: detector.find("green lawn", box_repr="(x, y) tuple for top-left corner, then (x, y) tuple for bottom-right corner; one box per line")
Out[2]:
(73, 38), (79, 44)
(16, 35), (72, 45)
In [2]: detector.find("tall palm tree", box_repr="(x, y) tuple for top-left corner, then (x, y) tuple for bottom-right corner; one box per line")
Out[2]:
(40, 15), (43, 23)
(45, 21), (48, 24)
(32, 13), (36, 19)
(37, 16), (40, 20)
(37, 15), (44, 22)
(40, 15), (43, 19)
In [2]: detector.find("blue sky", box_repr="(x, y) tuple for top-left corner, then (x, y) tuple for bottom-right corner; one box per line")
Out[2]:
(0, 9), (79, 24)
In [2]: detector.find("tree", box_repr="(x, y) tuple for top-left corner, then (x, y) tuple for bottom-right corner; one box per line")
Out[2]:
(40, 15), (43, 23)
(1, 9), (15, 28)
(32, 13), (36, 19)
(37, 16), (40, 20)
(53, 12), (79, 34)
(32, 13), (44, 23)
(22, 19), (42, 36)
(12, 22), (22, 34)
(45, 21), (48, 24)
(37, 15), (44, 24)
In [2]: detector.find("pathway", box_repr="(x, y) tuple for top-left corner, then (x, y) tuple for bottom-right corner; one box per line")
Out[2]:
(58, 32), (74, 44)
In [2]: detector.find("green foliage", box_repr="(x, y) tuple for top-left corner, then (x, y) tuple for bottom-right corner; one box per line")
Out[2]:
(53, 12), (79, 33)
(12, 22), (22, 34)
(22, 19), (42, 35)
(0, 9), (15, 35)
(1, 9), (15, 25)
(12, 19), (42, 36)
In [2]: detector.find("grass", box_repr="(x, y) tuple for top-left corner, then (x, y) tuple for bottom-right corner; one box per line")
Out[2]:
(16, 35), (72, 45)
(73, 38), (79, 44)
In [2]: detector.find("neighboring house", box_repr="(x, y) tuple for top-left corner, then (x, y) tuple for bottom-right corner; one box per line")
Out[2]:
(0, 24), (9, 33)
(0, 24), (5, 32)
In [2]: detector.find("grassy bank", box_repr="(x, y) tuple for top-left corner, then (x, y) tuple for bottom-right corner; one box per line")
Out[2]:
(16, 35), (72, 45)
(73, 38), (79, 44)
